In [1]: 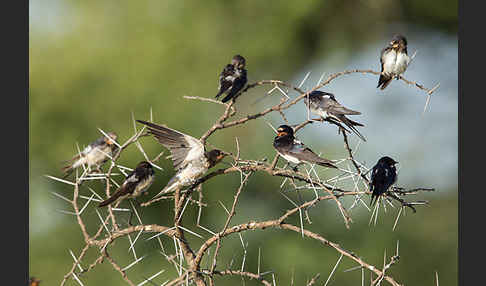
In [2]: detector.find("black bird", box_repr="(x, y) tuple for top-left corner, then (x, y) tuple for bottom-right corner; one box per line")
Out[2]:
(98, 161), (155, 207)
(273, 125), (338, 169)
(369, 156), (398, 206)
(215, 54), (248, 103)
(62, 132), (118, 178)
(137, 120), (228, 198)
(304, 91), (366, 141)
(377, 34), (410, 90)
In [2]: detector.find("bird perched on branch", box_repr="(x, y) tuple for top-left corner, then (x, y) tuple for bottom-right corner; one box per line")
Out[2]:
(137, 120), (228, 198)
(215, 54), (248, 103)
(377, 34), (410, 90)
(369, 156), (398, 206)
(273, 125), (338, 169)
(304, 91), (366, 142)
(98, 161), (155, 207)
(61, 132), (118, 178)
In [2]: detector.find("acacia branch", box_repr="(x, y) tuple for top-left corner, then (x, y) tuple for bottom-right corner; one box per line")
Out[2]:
(52, 65), (438, 286)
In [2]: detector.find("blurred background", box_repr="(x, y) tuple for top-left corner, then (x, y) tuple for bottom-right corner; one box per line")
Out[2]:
(29, 0), (457, 285)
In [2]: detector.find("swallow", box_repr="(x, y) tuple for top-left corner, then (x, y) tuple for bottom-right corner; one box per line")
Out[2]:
(369, 156), (398, 206)
(98, 161), (155, 207)
(215, 54), (248, 103)
(62, 132), (118, 178)
(304, 91), (366, 141)
(273, 125), (338, 169)
(136, 120), (228, 198)
(29, 277), (41, 286)
(377, 34), (410, 90)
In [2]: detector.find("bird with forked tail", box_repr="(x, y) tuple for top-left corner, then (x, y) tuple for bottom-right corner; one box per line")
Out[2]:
(304, 90), (366, 142)
(98, 161), (155, 207)
(273, 125), (338, 169)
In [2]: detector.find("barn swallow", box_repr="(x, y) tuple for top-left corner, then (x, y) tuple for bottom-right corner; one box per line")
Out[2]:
(304, 91), (366, 141)
(215, 54), (248, 103)
(369, 156), (398, 206)
(62, 132), (118, 178)
(98, 161), (155, 207)
(136, 120), (228, 198)
(377, 34), (410, 90)
(273, 125), (338, 169)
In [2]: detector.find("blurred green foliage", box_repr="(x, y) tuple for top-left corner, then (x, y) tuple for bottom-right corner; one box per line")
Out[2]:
(29, 1), (457, 285)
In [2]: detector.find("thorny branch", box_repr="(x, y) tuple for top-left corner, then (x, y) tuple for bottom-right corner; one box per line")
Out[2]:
(47, 67), (437, 286)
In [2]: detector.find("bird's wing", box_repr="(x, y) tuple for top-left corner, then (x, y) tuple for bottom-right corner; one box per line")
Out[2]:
(289, 141), (336, 168)
(137, 120), (205, 170)
(379, 46), (393, 73)
(98, 171), (139, 207)
(326, 97), (361, 116)
(334, 114), (366, 142)
(369, 165), (377, 191)
(221, 69), (247, 102)
(384, 166), (397, 188)
(370, 165), (389, 191)
(216, 64), (235, 98)
(120, 168), (140, 191)
(377, 47), (395, 89)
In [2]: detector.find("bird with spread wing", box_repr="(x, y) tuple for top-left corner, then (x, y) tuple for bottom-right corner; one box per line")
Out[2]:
(137, 120), (228, 199)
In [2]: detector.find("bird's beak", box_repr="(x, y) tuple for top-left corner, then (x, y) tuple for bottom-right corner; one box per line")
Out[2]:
(277, 131), (287, 137)
(392, 43), (399, 49)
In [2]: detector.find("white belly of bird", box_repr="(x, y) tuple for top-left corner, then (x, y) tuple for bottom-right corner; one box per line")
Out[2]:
(176, 163), (208, 186)
(383, 50), (397, 76)
(87, 146), (111, 166)
(311, 106), (328, 118)
(132, 175), (154, 197)
(393, 52), (409, 75)
(71, 156), (88, 169)
(279, 152), (301, 164)
(71, 146), (111, 170)
(384, 50), (409, 76)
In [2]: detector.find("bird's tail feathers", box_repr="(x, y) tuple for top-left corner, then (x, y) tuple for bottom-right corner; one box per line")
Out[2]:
(98, 190), (124, 207)
(377, 74), (393, 90)
(346, 118), (364, 127)
(339, 116), (366, 142)
(370, 193), (379, 207)
(316, 159), (338, 169)
(61, 165), (74, 179)
(61, 154), (80, 165)
(215, 90), (223, 99)
(221, 91), (236, 103)
(324, 117), (352, 133)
